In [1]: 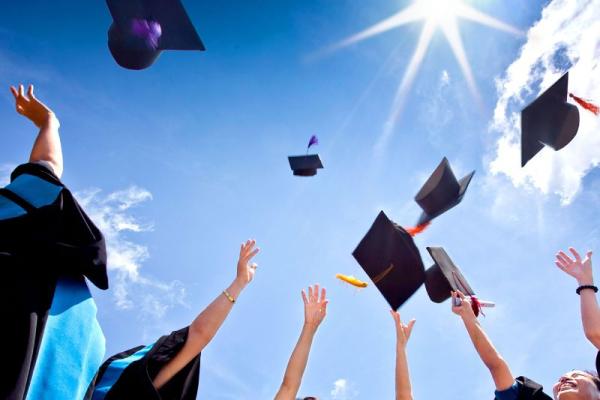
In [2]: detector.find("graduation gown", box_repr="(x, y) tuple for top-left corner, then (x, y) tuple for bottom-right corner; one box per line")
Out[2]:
(494, 376), (553, 400)
(87, 326), (201, 400)
(0, 163), (108, 400)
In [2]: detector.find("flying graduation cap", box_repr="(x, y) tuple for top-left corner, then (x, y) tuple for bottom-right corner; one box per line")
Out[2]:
(352, 211), (425, 310)
(424, 247), (494, 316)
(288, 135), (324, 176)
(414, 157), (475, 227)
(521, 72), (599, 167)
(106, 0), (205, 70)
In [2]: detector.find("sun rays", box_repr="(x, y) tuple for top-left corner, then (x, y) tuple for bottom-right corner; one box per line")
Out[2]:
(327, 0), (523, 149)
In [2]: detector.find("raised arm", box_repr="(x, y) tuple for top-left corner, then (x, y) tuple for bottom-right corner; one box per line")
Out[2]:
(10, 84), (63, 177)
(274, 284), (328, 400)
(555, 248), (600, 348)
(390, 310), (415, 400)
(152, 239), (260, 389)
(452, 291), (514, 391)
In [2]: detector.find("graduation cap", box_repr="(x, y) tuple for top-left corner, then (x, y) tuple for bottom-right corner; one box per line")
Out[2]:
(414, 157), (475, 226)
(288, 135), (324, 176)
(352, 211), (425, 310)
(424, 246), (475, 303)
(521, 73), (580, 167)
(424, 247), (493, 316)
(106, 0), (205, 70)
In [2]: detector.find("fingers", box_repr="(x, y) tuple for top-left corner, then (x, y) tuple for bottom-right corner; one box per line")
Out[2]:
(239, 239), (259, 262)
(320, 287), (327, 303)
(27, 84), (35, 100)
(455, 290), (466, 299)
(10, 86), (18, 99)
(405, 319), (416, 339)
(301, 289), (308, 305)
(555, 261), (567, 271)
(247, 248), (260, 261)
(569, 247), (582, 263)
(389, 310), (401, 327)
(586, 251), (593, 261)
(308, 285), (313, 302)
(313, 284), (319, 302)
(18, 84), (24, 98)
(558, 251), (574, 265)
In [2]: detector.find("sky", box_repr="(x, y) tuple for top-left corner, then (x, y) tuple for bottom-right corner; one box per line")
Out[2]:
(1, 0), (599, 398)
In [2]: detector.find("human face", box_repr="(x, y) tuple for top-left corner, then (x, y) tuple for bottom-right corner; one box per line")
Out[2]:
(552, 371), (600, 400)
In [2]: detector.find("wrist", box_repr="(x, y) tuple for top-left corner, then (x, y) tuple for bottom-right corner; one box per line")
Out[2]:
(396, 342), (408, 352)
(461, 313), (477, 324)
(39, 112), (59, 128)
(303, 322), (319, 333)
(228, 279), (245, 297)
(577, 277), (594, 286)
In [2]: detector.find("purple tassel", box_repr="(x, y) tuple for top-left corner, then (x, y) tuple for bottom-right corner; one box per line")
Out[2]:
(307, 135), (319, 150)
(130, 19), (162, 49)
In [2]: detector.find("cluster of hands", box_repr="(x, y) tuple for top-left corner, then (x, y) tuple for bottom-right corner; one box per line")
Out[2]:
(450, 246), (594, 318)
(391, 247), (594, 351)
(236, 241), (593, 347)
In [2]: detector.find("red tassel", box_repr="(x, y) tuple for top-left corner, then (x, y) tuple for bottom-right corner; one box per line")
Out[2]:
(471, 296), (485, 317)
(569, 93), (600, 116)
(406, 221), (431, 237)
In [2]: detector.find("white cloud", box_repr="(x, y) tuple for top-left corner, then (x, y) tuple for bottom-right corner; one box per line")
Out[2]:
(77, 186), (187, 318)
(0, 164), (15, 186)
(488, 0), (600, 205)
(330, 378), (358, 400)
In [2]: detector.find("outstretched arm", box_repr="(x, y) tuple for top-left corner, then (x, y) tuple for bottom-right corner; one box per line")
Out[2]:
(452, 291), (514, 391)
(274, 284), (328, 400)
(153, 239), (260, 389)
(10, 84), (63, 177)
(555, 248), (600, 348)
(390, 311), (415, 400)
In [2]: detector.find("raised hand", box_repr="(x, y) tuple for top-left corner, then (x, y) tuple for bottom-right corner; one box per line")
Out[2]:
(390, 310), (415, 349)
(452, 290), (476, 320)
(555, 247), (594, 286)
(10, 84), (58, 128)
(301, 284), (328, 330)
(236, 239), (259, 287)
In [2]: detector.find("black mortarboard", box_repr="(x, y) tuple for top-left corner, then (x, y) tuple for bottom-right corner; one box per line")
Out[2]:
(414, 157), (475, 226)
(521, 72), (580, 167)
(352, 211), (425, 310)
(106, 0), (205, 70)
(424, 246), (474, 303)
(288, 155), (324, 177)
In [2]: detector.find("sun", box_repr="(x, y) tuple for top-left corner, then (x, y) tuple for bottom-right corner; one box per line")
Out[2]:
(417, 0), (459, 27)
(326, 0), (523, 148)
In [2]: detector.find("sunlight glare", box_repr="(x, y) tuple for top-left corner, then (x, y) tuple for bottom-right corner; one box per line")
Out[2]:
(417, 0), (458, 27)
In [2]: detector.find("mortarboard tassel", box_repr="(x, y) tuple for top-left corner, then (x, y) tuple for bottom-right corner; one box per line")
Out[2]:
(569, 93), (599, 116)
(306, 135), (319, 154)
(406, 221), (431, 237)
(470, 295), (485, 317)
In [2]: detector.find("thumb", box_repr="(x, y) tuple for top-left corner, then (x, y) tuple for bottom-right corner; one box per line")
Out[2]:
(405, 319), (416, 338)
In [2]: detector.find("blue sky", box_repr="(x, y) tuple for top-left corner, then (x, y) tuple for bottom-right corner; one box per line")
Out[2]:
(1, 0), (600, 398)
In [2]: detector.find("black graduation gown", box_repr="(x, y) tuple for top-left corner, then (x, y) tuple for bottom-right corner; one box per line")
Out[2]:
(0, 163), (108, 400)
(86, 327), (201, 400)
(511, 376), (553, 400)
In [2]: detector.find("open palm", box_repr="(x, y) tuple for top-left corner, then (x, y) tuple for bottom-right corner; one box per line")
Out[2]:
(555, 247), (593, 285)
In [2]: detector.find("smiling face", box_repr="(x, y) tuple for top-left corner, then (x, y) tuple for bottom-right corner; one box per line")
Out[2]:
(552, 371), (600, 400)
